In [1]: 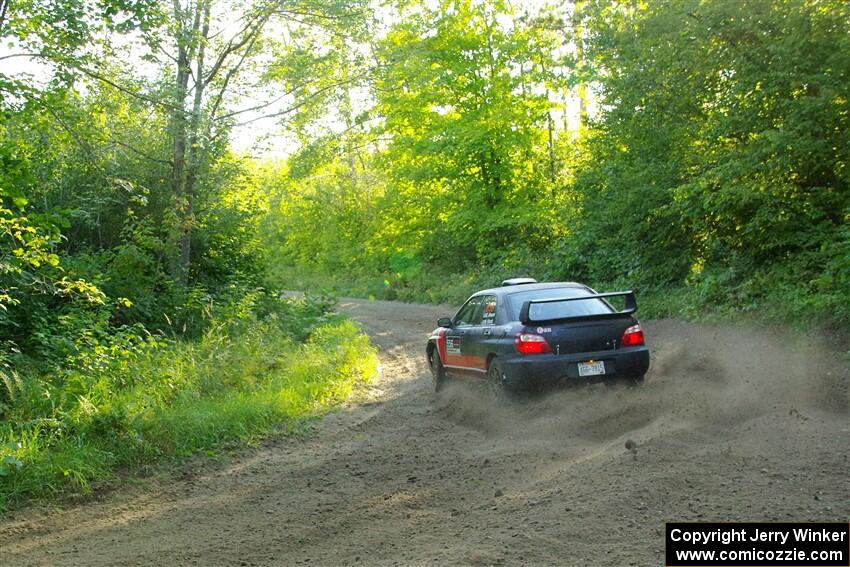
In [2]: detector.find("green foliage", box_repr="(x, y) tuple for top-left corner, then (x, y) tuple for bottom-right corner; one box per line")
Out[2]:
(0, 120), (113, 365)
(0, 443), (24, 478)
(0, 83), (274, 361)
(557, 0), (850, 324)
(1, 0), (160, 69)
(266, 0), (849, 329)
(373, 0), (561, 270)
(0, 294), (378, 510)
(265, 0), (567, 300)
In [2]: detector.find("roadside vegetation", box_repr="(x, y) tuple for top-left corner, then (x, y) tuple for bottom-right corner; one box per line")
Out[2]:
(0, 291), (377, 511)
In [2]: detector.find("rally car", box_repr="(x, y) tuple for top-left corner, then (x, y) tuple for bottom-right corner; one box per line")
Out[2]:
(426, 279), (650, 397)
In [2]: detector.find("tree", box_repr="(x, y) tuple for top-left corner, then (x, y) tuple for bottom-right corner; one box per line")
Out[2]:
(149, 0), (369, 288)
(373, 0), (564, 271)
(563, 0), (849, 316)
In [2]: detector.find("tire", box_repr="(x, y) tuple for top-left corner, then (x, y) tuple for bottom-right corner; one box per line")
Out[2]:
(428, 346), (446, 392)
(487, 358), (510, 403)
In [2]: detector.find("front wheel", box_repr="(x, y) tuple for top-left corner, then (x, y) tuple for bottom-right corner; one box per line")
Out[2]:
(429, 347), (446, 392)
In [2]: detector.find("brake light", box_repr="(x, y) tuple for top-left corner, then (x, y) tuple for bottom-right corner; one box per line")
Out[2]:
(621, 323), (645, 347)
(514, 333), (553, 355)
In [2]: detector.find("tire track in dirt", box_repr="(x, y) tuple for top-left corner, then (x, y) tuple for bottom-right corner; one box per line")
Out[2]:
(0, 298), (847, 566)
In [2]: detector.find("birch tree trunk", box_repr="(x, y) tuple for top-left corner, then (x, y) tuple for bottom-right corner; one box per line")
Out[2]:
(169, 0), (209, 289)
(168, 0), (199, 288)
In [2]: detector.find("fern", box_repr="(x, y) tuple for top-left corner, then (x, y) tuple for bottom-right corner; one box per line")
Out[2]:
(0, 368), (22, 407)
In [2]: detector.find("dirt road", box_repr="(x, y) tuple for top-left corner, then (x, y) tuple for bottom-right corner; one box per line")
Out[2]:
(1, 298), (848, 566)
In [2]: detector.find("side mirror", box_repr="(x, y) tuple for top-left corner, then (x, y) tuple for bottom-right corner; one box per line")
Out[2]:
(437, 317), (453, 328)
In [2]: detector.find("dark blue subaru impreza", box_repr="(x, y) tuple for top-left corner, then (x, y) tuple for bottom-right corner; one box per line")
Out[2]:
(426, 279), (650, 397)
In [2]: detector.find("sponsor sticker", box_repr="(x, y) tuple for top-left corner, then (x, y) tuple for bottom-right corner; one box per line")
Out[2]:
(446, 336), (461, 355)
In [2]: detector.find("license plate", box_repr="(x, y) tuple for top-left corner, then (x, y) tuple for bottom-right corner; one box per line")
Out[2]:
(578, 360), (605, 377)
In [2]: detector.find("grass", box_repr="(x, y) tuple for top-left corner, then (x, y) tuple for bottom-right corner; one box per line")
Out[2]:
(0, 314), (378, 511)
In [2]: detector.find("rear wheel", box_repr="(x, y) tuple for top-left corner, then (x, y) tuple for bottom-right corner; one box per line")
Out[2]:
(487, 358), (510, 402)
(428, 347), (446, 392)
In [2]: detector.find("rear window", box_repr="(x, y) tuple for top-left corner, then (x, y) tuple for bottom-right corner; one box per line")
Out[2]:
(507, 287), (612, 321)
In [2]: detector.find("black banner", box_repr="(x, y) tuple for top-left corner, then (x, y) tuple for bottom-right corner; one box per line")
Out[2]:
(666, 522), (849, 566)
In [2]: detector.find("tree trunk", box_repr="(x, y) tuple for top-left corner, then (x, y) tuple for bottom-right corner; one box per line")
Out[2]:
(547, 108), (556, 190)
(170, 57), (190, 286)
(0, 0), (9, 34)
(342, 83), (357, 192)
(169, 0), (202, 289)
(180, 0), (211, 287)
(573, 0), (588, 129)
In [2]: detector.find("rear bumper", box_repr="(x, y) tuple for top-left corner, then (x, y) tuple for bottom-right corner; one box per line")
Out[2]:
(498, 347), (650, 389)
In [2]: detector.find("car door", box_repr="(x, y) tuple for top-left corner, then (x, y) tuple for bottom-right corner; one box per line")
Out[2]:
(462, 294), (498, 372)
(445, 296), (483, 369)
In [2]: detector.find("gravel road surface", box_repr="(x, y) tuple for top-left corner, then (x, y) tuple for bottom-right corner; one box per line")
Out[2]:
(1, 298), (847, 566)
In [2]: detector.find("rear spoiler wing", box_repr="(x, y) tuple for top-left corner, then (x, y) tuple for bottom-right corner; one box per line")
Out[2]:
(519, 291), (637, 325)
